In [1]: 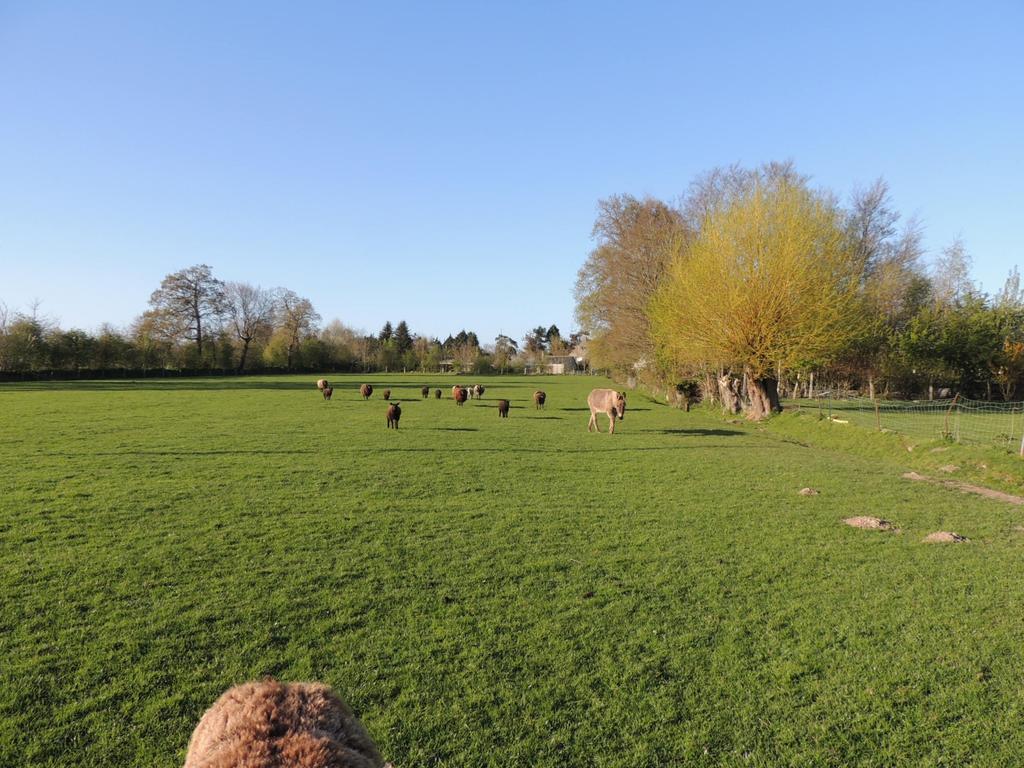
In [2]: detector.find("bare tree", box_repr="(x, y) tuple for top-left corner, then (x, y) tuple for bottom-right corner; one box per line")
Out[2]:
(932, 238), (974, 307)
(225, 282), (277, 372)
(275, 289), (321, 369)
(574, 195), (687, 373)
(148, 265), (226, 359)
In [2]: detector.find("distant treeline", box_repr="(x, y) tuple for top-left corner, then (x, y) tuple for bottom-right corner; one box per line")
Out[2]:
(575, 162), (1024, 416)
(0, 267), (582, 378)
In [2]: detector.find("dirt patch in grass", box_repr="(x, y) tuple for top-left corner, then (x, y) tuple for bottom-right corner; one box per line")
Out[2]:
(844, 516), (899, 532)
(923, 531), (969, 543)
(902, 471), (1024, 506)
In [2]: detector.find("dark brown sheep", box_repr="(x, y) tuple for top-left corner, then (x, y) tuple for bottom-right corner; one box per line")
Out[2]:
(497, 399), (510, 417)
(322, 386), (333, 401)
(183, 679), (387, 768)
(360, 384), (373, 400)
(386, 402), (401, 429)
(454, 387), (468, 406)
(421, 386), (430, 398)
(534, 390), (546, 409)
(382, 389), (391, 401)
(434, 388), (442, 399)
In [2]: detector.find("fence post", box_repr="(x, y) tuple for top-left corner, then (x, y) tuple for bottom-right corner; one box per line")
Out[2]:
(874, 397), (881, 431)
(944, 394), (960, 441)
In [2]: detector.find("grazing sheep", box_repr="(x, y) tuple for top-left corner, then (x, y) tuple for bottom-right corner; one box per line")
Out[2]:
(382, 389), (391, 401)
(454, 387), (468, 406)
(497, 399), (510, 418)
(534, 390), (546, 409)
(451, 385), (462, 399)
(386, 402), (401, 429)
(421, 386), (430, 398)
(183, 679), (386, 768)
(360, 384), (373, 400)
(316, 379), (329, 391)
(322, 386), (333, 401)
(587, 389), (626, 434)
(473, 384), (485, 399)
(434, 388), (442, 399)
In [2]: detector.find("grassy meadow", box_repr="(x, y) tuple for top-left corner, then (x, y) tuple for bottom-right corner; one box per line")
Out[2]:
(3, 374), (1024, 767)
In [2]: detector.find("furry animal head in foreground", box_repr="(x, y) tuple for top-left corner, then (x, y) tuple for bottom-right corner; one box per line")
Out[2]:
(184, 680), (387, 768)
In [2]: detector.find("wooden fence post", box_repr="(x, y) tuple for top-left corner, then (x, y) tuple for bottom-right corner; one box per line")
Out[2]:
(944, 394), (960, 441)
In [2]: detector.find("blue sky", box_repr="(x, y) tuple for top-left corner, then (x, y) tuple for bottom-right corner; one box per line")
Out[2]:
(1, 1), (1022, 343)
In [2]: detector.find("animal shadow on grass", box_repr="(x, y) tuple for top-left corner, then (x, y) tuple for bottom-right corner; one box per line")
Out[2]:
(560, 406), (651, 412)
(430, 427), (479, 432)
(652, 428), (745, 437)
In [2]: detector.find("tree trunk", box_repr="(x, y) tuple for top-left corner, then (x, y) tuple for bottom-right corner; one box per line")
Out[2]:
(237, 338), (251, 373)
(808, 371), (815, 399)
(747, 378), (783, 421)
(717, 375), (742, 414)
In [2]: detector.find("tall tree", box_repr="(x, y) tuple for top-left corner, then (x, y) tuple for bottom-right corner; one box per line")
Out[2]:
(932, 238), (975, 307)
(650, 176), (863, 419)
(394, 320), (413, 353)
(379, 321), (393, 342)
(276, 290), (321, 369)
(148, 264), (226, 359)
(225, 282), (277, 372)
(575, 195), (687, 372)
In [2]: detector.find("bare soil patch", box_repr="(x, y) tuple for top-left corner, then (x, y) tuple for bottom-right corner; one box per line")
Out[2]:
(923, 531), (969, 543)
(901, 472), (1024, 506)
(844, 516), (899, 532)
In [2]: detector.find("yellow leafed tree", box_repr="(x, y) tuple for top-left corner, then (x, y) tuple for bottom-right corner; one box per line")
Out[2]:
(649, 178), (864, 419)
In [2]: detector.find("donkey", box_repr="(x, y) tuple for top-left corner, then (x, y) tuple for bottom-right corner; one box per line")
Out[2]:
(587, 389), (626, 434)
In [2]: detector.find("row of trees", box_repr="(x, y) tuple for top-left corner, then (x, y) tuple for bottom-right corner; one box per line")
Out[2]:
(575, 162), (1024, 418)
(0, 266), (578, 376)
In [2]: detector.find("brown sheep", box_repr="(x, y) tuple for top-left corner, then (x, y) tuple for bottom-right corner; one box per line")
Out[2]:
(382, 389), (391, 401)
(316, 379), (329, 391)
(386, 402), (401, 429)
(534, 390), (546, 409)
(434, 388), (442, 399)
(421, 386), (430, 398)
(451, 384), (461, 399)
(183, 679), (387, 768)
(322, 386), (333, 401)
(497, 399), (510, 417)
(454, 387), (468, 406)
(360, 384), (373, 400)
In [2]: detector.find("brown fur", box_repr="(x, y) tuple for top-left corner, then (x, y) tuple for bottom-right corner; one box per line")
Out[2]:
(451, 385), (461, 399)
(386, 402), (401, 429)
(587, 389), (626, 434)
(533, 390), (546, 409)
(322, 387), (333, 401)
(497, 399), (509, 417)
(454, 387), (468, 406)
(316, 379), (329, 391)
(183, 680), (385, 768)
(434, 389), (442, 399)
(359, 384), (373, 400)
(421, 386), (430, 398)
(382, 389), (391, 401)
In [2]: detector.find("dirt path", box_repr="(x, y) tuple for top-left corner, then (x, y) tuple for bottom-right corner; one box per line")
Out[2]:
(901, 471), (1024, 506)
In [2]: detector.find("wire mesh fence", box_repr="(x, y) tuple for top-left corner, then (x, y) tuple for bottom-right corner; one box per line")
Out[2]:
(784, 393), (1024, 453)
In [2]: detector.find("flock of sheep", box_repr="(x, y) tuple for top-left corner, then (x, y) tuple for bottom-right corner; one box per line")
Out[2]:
(314, 379), (627, 433)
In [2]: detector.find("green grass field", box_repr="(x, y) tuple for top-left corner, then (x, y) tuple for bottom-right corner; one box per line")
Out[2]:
(3, 374), (1024, 767)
